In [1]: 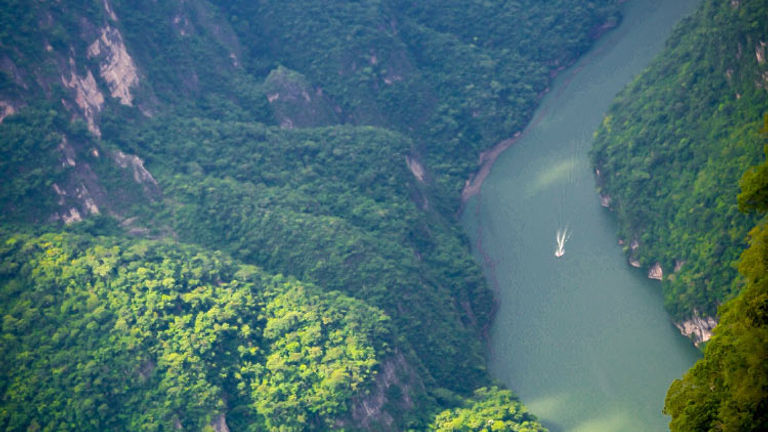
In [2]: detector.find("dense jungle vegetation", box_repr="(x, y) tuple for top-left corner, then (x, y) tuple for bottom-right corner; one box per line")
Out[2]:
(0, 0), (621, 430)
(591, 0), (768, 320)
(588, 0), (768, 430)
(664, 141), (768, 432)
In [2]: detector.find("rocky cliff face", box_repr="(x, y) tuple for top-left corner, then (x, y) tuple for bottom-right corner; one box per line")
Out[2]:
(87, 25), (139, 107)
(0, 0), (251, 224)
(675, 312), (718, 347)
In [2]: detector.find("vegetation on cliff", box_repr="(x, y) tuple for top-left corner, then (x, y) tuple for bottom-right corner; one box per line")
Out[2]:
(0, 0), (621, 429)
(588, 0), (768, 428)
(591, 0), (768, 320)
(0, 230), (387, 430)
(664, 144), (768, 432)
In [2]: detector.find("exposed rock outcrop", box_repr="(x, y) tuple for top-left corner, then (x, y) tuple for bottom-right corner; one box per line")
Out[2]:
(103, 0), (118, 21)
(648, 262), (663, 280)
(60, 207), (83, 224)
(0, 100), (16, 123)
(47, 137), (111, 223)
(87, 26), (139, 106)
(47, 143), (158, 225)
(626, 239), (642, 267)
(600, 193), (611, 207)
(50, 181), (102, 224)
(675, 311), (718, 347)
(406, 155), (425, 183)
(61, 60), (105, 136)
(112, 150), (159, 194)
(58, 137), (77, 167)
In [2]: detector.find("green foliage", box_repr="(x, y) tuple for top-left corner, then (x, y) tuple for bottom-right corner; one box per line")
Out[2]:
(219, 0), (620, 199)
(0, 0), (626, 429)
(108, 116), (493, 397)
(738, 118), (768, 213)
(109, 0), (273, 124)
(664, 152), (768, 432)
(0, 102), (157, 224)
(0, 231), (387, 431)
(590, 0), (768, 318)
(255, 286), (388, 430)
(431, 387), (546, 432)
(0, 105), (69, 221)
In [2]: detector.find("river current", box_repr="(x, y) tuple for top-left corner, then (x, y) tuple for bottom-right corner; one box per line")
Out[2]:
(462, 1), (703, 431)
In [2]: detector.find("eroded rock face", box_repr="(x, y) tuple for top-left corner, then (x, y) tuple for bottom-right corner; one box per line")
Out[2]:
(406, 155), (425, 183)
(50, 179), (103, 225)
(675, 312), (718, 347)
(45, 144), (160, 225)
(60, 207), (83, 224)
(0, 100), (16, 123)
(61, 60), (105, 136)
(112, 150), (158, 187)
(600, 193), (611, 207)
(88, 26), (139, 106)
(102, 0), (118, 21)
(648, 262), (663, 280)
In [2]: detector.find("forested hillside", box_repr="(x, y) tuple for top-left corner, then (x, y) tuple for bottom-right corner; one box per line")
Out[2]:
(590, 0), (768, 331)
(0, 231), (388, 430)
(664, 142), (768, 432)
(589, 1), (768, 429)
(0, 0), (619, 430)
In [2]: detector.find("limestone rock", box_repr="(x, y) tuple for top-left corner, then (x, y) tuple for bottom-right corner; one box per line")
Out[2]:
(112, 150), (158, 187)
(675, 311), (718, 347)
(88, 26), (139, 106)
(648, 262), (663, 280)
(61, 60), (104, 136)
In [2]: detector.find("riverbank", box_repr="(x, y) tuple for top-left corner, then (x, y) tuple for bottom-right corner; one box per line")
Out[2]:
(461, 134), (520, 203)
(462, 1), (702, 430)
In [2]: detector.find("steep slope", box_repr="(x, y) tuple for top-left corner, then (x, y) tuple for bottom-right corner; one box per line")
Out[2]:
(1, 0), (620, 429)
(590, 0), (768, 342)
(588, 0), (768, 429)
(222, 0), (619, 199)
(664, 149), (768, 432)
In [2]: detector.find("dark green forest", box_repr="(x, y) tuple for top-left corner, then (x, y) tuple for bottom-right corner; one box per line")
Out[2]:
(0, 0), (621, 430)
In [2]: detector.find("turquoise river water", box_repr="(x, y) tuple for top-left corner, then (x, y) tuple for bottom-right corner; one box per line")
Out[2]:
(462, 1), (703, 431)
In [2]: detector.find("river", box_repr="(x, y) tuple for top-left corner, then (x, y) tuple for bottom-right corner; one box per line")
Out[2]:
(461, 1), (703, 431)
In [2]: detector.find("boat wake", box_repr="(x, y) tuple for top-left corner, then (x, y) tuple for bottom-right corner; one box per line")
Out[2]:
(555, 227), (571, 258)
